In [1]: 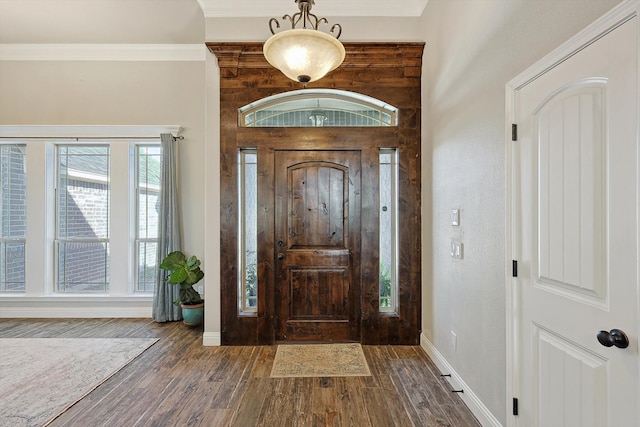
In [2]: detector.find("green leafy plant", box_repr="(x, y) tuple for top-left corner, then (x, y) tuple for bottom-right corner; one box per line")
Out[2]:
(380, 260), (392, 308)
(159, 251), (204, 306)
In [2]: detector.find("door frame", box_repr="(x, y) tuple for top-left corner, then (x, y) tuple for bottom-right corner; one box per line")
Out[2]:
(209, 42), (424, 346)
(505, 1), (640, 425)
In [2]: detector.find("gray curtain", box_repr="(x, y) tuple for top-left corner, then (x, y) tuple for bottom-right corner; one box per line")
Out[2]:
(152, 133), (182, 322)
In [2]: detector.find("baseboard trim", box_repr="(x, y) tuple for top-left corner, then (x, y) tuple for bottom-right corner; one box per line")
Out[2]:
(0, 297), (152, 318)
(0, 307), (151, 318)
(420, 333), (503, 427)
(202, 331), (221, 346)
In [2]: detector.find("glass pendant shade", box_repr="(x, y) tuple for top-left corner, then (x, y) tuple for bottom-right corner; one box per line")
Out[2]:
(263, 29), (346, 83)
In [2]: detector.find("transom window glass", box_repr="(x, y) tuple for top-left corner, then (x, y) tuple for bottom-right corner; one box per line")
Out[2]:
(239, 89), (398, 128)
(0, 144), (26, 292)
(56, 145), (110, 292)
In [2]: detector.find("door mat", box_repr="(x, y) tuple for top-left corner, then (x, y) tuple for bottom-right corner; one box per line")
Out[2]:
(270, 343), (371, 378)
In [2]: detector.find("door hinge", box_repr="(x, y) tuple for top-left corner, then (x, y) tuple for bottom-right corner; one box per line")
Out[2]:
(512, 260), (518, 277)
(512, 123), (518, 141)
(513, 397), (519, 416)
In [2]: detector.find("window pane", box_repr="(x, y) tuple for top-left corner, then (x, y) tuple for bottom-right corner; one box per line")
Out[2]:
(57, 241), (109, 292)
(0, 242), (26, 292)
(0, 145), (26, 292)
(56, 145), (110, 292)
(379, 149), (398, 312)
(136, 145), (161, 292)
(239, 150), (258, 313)
(138, 146), (161, 239)
(137, 241), (157, 292)
(57, 146), (109, 239)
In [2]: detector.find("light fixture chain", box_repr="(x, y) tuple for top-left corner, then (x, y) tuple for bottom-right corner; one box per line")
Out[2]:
(263, 0), (346, 84)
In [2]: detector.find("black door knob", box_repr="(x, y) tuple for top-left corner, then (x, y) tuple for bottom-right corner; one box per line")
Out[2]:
(277, 253), (285, 261)
(597, 329), (629, 349)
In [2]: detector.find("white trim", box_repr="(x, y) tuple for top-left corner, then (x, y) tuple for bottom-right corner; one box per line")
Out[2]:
(420, 333), (502, 427)
(0, 44), (207, 62)
(509, 1), (639, 90)
(0, 297), (152, 318)
(202, 331), (222, 346)
(196, 0), (427, 18)
(0, 125), (182, 139)
(505, 1), (640, 426)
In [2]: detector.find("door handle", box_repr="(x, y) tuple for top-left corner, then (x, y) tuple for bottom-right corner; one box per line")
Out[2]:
(596, 329), (629, 349)
(277, 253), (285, 261)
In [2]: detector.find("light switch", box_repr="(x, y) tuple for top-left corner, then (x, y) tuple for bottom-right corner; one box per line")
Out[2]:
(451, 209), (460, 226)
(451, 240), (463, 259)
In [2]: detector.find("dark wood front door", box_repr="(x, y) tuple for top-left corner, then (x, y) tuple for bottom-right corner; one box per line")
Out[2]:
(274, 150), (361, 342)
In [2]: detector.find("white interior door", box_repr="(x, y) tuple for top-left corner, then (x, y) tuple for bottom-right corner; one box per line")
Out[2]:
(512, 9), (639, 427)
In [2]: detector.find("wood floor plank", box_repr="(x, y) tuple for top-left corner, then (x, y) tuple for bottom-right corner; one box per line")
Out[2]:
(311, 382), (339, 426)
(227, 377), (270, 426)
(0, 319), (481, 427)
(332, 377), (372, 427)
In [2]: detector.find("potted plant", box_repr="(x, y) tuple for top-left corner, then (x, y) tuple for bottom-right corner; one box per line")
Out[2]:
(159, 250), (204, 326)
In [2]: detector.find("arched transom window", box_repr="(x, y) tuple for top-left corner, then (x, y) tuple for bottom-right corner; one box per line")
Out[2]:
(239, 89), (398, 127)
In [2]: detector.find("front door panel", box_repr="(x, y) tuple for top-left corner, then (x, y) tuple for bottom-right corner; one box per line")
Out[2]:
(275, 150), (361, 342)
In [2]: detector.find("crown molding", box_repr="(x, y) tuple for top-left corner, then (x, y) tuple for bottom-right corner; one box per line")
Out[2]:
(207, 42), (424, 78)
(196, 0), (428, 18)
(0, 44), (207, 62)
(0, 125), (182, 139)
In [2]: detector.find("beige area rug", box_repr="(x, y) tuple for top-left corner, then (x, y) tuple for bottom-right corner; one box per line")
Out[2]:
(270, 343), (371, 378)
(0, 337), (158, 427)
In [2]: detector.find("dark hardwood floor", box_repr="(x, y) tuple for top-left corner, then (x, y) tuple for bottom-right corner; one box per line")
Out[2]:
(0, 318), (480, 426)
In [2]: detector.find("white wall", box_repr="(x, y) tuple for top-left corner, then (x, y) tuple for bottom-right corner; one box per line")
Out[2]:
(0, 1), (207, 317)
(1, 0), (627, 421)
(420, 0), (623, 424)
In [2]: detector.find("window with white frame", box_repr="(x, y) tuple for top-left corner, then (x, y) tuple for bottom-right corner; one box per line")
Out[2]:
(379, 148), (398, 313)
(55, 145), (111, 292)
(0, 133), (164, 297)
(136, 145), (161, 292)
(0, 144), (27, 292)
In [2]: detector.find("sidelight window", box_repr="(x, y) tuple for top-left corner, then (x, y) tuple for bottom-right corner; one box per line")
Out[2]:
(379, 148), (398, 313)
(239, 149), (258, 313)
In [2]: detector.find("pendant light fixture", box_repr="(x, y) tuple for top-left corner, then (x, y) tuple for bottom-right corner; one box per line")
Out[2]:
(263, 0), (345, 84)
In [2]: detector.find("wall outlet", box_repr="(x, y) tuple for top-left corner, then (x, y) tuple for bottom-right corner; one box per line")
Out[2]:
(450, 330), (457, 351)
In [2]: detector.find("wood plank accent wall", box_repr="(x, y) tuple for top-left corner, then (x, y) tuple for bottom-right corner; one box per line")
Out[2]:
(208, 42), (424, 345)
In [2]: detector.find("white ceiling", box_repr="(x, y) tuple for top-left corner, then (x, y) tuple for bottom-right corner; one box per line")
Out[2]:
(197, 0), (430, 18)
